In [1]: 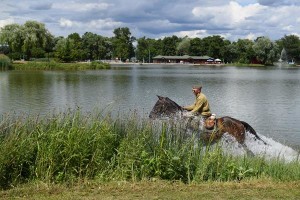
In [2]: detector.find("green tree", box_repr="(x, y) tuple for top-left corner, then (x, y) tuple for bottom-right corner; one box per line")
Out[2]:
(162, 36), (179, 56)
(112, 27), (135, 61)
(0, 24), (23, 59)
(235, 39), (255, 64)
(176, 36), (191, 56)
(277, 35), (300, 63)
(136, 37), (148, 62)
(82, 32), (99, 60)
(67, 33), (84, 61)
(201, 35), (225, 58)
(22, 21), (53, 60)
(136, 37), (159, 63)
(253, 36), (279, 65)
(54, 37), (73, 62)
(222, 41), (237, 63)
(96, 36), (112, 60)
(221, 40), (233, 63)
(0, 21), (54, 60)
(189, 38), (202, 56)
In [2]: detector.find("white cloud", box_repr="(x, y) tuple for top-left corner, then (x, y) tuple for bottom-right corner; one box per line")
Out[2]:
(192, 1), (266, 27)
(2, 0), (300, 40)
(245, 33), (257, 40)
(283, 25), (294, 31)
(175, 30), (208, 38)
(0, 18), (15, 28)
(58, 17), (122, 35)
(59, 18), (74, 28)
(53, 2), (111, 12)
(88, 19), (122, 30)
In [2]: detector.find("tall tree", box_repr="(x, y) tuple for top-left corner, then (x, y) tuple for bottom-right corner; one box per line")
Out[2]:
(222, 42), (238, 63)
(277, 35), (300, 62)
(189, 38), (202, 56)
(201, 35), (225, 58)
(235, 39), (255, 63)
(176, 36), (191, 56)
(82, 32), (99, 60)
(162, 35), (179, 56)
(0, 24), (23, 59)
(22, 21), (53, 59)
(253, 36), (279, 65)
(54, 37), (73, 62)
(136, 37), (159, 62)
(67, 33), (84, 61)
(0, 21), (53, 60)
(112, 27), (135, 61)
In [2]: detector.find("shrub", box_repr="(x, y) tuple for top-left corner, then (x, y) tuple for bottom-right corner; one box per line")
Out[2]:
(0, 54), (11, 70)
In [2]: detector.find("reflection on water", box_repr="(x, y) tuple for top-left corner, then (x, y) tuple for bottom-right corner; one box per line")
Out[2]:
(0, 65), (300, 147)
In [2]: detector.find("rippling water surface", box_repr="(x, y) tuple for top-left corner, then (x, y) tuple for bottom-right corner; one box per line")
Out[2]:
(1, 64), (300, 147)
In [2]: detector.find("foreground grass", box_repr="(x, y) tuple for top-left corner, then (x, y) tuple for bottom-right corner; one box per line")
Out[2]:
(12, 60), (110, 70)
(1, 179), (300, 199)
(0, 110), (300, 193)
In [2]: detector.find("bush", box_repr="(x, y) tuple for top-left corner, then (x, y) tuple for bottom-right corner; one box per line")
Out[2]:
(0, 54), (11, 70)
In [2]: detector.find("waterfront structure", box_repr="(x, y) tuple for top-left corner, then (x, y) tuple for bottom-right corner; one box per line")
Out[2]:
(152, 55), (221, 64)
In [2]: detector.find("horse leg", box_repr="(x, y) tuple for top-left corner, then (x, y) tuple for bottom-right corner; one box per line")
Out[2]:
(241, 143), (255, 157)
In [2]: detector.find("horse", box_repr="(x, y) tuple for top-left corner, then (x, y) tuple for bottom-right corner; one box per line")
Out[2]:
(149, 95), (267, 148)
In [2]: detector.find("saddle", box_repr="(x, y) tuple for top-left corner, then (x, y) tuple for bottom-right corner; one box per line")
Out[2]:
(204, 114), (217, 131)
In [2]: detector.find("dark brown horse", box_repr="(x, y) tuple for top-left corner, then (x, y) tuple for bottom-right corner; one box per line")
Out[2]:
(202, 116), (267, 145)
(149, 96), (267, 146)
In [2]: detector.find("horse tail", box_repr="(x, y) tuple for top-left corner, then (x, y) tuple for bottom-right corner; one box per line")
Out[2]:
(240, 121), (267, 145)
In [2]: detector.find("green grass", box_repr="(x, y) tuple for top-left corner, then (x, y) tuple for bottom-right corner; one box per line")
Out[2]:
(1, 179), (300, 199)
(11, 60), (111, 70)
(0, 110), (300, 190)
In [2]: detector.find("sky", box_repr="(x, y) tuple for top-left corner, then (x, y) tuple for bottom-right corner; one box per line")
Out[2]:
(1, 0), (300, 41)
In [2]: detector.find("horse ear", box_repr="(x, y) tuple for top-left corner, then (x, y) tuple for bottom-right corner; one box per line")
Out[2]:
(157, 95), (163, 100)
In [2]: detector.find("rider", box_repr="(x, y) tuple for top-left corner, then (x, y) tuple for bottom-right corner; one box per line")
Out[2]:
(182, 85), (212, 118)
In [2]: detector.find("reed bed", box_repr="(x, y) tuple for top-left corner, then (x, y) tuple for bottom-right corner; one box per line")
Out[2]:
(0, 110), (300, 189)
(11, 60), (110, 70)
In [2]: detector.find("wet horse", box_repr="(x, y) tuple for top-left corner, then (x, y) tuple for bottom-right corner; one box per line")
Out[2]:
(149, 96), (267, 147)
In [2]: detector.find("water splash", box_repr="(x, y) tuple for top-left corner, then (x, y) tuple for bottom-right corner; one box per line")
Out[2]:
(218, 132), (299, 163)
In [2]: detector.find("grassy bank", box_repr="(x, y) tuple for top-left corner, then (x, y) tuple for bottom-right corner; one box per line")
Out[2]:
(12, 60), (110, 70)
(225, 63), (266, 67)
(0, 110), (300, 191)
(1, 179), (300, 199)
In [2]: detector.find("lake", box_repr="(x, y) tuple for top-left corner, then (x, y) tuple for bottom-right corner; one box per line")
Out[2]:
(1, 64), (300, 147)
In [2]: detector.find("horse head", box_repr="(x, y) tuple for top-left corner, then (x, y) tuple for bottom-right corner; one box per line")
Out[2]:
(149, 95), (183, 119)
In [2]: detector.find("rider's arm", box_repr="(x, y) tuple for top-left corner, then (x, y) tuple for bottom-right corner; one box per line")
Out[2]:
(183, 103), (195, 111)
(190, 98), (204, 113)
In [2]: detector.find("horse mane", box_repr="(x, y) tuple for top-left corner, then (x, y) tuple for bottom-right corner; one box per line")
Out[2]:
(149, 95), (183, 119)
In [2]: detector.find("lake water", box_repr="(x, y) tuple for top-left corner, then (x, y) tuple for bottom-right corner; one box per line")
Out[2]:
(1, 64), (300, 148)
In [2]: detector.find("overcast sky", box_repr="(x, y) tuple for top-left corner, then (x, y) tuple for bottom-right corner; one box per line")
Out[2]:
(1, 0), (300, 41)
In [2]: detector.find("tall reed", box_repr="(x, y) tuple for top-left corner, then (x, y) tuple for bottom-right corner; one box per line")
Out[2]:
(0, 110), (299, 189)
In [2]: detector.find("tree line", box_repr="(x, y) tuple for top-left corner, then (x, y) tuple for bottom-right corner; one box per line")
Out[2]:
(1, 20), (300, 65)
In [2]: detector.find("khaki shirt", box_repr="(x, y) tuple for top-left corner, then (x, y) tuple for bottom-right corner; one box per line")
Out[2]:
(184, 93), (211, 117)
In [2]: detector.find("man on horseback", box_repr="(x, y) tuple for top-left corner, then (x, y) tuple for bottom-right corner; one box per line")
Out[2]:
(182, 85), (212, 118)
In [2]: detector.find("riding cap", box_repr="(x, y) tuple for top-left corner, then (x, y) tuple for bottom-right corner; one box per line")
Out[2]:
(192, 85), (202, 90)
